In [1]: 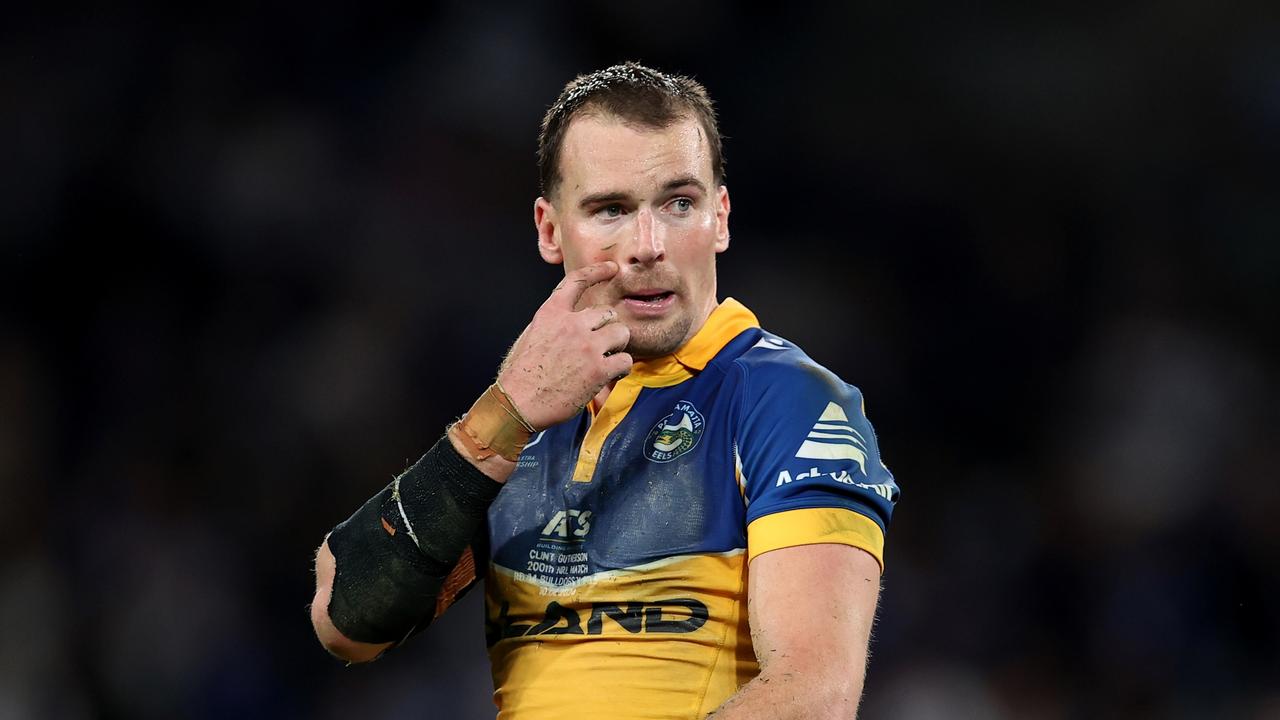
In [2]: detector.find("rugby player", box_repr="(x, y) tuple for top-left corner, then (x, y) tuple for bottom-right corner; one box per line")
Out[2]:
(311, 62), (899, 719)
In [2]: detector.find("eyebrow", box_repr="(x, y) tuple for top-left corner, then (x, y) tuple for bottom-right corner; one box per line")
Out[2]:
(578, 190), (628, 210)
(577, 175), (709, 210)
(661, 175), (708, 196)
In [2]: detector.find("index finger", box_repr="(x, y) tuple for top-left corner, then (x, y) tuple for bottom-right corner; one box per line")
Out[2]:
(550, 261), (619, 309)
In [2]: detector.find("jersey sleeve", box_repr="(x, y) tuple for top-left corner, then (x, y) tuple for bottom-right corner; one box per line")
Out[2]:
(734, 358), (899, 569)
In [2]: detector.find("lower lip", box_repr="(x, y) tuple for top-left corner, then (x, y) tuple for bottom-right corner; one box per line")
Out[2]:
(622, 293), (676, 317)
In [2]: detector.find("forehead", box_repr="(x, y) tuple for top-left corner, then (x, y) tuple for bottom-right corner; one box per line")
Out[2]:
(557, 114), (712, 198)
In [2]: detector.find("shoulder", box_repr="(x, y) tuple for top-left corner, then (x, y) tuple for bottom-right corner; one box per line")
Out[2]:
(727, 330), (864, 419)
(728, 330), (898, 565)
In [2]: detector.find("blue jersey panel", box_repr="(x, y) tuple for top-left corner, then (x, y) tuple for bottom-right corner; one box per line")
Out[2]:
(732, 335), (899, 532)
(487, 360), (750, 579)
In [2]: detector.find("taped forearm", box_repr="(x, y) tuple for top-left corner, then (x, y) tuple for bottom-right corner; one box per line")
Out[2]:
(450, 381), (535, 462)
(326, 435), (502, 644)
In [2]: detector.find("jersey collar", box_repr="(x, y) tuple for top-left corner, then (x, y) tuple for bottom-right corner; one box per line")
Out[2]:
(626, 297), (759, 387)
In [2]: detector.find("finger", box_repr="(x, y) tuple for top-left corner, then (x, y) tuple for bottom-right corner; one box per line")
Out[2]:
(588, 307), (618, 331)
(595, 322), (630, 354)
(603, 351), (634, 379)
(550, 261), (618, 309)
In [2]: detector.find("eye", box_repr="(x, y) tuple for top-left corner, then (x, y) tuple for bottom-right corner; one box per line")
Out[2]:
(670, 197), (693, 214)
(598, 204), (625, 219)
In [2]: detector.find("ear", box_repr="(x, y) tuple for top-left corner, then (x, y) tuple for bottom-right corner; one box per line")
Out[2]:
(714, 185), (731, 253)
(534, 196), (564, 265)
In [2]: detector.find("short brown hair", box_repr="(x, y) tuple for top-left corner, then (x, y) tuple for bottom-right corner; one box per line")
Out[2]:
(537, 62), (725, 198)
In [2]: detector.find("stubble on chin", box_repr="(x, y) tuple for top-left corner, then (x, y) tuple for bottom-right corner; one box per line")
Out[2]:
(624, 312), (694, 360)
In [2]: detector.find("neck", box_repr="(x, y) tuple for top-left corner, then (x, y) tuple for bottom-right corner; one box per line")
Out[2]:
(591, 381), (616, 414)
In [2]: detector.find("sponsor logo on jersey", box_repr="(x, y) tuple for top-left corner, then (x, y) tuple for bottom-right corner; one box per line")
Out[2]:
(794, 401), (868, 473)
(487, 598), (708, 645)
(540, 509), (592, 541)
(775, 467), (897, 500)
(644, 400), (705, 463)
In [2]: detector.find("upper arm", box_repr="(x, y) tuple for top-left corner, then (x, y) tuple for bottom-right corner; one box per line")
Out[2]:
(747, 543), (881, 700)
(731, 353), (894, 709)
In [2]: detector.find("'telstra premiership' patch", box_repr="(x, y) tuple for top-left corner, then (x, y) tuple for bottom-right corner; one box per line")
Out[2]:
(645, 400), (705, 463)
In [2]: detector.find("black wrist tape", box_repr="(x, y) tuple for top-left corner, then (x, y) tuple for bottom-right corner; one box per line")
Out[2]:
(327, 435), (502, 644)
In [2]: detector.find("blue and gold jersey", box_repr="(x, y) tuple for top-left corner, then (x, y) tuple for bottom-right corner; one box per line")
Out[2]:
(481, 299), (899, 719)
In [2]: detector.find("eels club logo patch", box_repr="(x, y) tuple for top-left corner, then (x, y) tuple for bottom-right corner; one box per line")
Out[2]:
(645, 400), (705, 463)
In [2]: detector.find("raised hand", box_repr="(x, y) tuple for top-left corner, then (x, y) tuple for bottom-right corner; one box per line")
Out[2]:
(497, 261), (633, 430)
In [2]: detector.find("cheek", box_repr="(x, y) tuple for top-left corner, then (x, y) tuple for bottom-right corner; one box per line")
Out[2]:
(560, 223), (625, 267)
(668, 215), (719, 260)
(659, 209), (715, 233)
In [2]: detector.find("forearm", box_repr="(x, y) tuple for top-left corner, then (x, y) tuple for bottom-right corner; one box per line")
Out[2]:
(311, 539), (393, 662)
(445, 428), (517, 483)
(708, 663), (865, 720)
(311, 431), (507, 660)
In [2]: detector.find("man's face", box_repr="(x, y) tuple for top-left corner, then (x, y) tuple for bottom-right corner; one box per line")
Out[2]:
(535, 113), (731, 359)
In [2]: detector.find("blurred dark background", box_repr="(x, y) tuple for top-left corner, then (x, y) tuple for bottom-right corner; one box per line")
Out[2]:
(3, 3), (1278, 718)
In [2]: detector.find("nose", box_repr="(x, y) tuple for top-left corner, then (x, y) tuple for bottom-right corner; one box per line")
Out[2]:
(629, 207), (665, 265)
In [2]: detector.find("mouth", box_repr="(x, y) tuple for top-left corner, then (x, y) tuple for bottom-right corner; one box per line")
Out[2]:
(621, 290), (677, 315)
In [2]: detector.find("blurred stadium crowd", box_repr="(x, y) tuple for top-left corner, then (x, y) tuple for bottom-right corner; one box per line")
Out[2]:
(2, 4), (1277, 718)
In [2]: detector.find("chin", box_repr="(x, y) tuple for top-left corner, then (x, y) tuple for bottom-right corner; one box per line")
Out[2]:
(626, 314), (693, 359)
